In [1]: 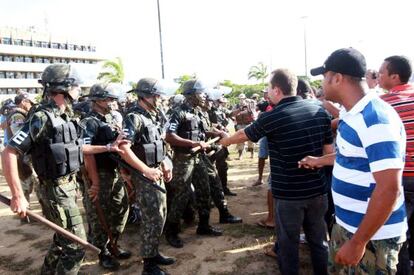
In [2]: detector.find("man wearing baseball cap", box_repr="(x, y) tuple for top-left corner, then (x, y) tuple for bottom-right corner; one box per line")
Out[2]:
(300, 48), (407, 273)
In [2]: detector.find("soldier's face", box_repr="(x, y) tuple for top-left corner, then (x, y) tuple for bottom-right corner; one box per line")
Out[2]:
(68, 86), (81, 102)
(195, 92), (206, 106)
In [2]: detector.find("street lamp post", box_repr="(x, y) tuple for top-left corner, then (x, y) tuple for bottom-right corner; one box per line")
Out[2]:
(300, 16), (308, 77)
(157, 0), (165, 79)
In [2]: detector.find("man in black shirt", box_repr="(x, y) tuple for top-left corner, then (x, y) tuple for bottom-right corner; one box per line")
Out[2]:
(220, 69), (334, 275)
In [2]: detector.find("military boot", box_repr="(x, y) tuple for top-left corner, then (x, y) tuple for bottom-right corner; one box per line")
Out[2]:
(153, 253), (176, 265)
(165, 222), (184, 248)
(99, 248), (120, 270)
(142, 258), (169, 275)
(112, 234), (132, 260)
(219, 206), (243, 224)
(196, 213), (223, 236)
(223, 187), (237, 196)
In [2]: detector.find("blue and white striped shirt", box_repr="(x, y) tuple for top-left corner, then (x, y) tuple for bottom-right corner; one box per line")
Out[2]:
(333, 92), (407, 240)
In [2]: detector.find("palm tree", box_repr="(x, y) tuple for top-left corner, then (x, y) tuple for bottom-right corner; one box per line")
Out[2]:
(248, 62), (268, 84)
(97, 57), (125, 84)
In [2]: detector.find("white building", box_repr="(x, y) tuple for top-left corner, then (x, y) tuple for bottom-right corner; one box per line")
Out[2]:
(0, 26), (105, 100)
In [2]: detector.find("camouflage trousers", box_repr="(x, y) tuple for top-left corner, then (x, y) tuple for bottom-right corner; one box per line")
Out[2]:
(21, 173), (40, 203)
(209, 147), (229, 190)
(201, 154), (227, 210)
(167, 153), (211, 224)
(37, 177), (86, 275)
(82, 170), (129, 250)
(133, 174), (167, 258)
(328, 224), (404, 275)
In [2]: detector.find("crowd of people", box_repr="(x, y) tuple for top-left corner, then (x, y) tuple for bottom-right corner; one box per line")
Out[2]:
(0, 47), (413, 275)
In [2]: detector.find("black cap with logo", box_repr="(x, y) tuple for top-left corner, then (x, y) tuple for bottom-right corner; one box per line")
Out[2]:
(310, 48), (367, 78)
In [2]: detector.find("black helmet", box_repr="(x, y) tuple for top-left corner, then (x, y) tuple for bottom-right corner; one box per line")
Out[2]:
(88, 83), (120, 101)
(129, 78), (164, 98)
(38, 64), (81, 93)
(182, 79), (208, 96)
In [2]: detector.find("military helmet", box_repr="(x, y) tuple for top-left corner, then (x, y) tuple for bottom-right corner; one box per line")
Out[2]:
(88, 83), (120, 101)
(173, 94), (185, 104)
(39, 64), (81, 93)
(238, 93), (246, 99)
(182, 79), (208, 96)
(129, 78), (164, 98)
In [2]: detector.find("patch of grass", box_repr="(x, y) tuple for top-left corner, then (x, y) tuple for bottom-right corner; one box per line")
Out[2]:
(223, 223), (274, 239)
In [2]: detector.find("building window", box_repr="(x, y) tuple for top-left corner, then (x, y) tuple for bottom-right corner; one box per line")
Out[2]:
(0, 72), (5, 78)
(23, 40), (32, 46)
(6, 72), (15, 79)
(28, 88), (37, 94)
(14, 56), (24, 62)
(1, 37), (12, 45)
(34, 41), (41, 47)
(58, 43), (66, 50)
(7, 88), (14, 94)
(34, 57), (43, 63)
(35, 72), (42, 78)
(3, 55), (12, 62)
(68, 44), (75, 50)
(43, 58), (50, 63)
(13, 39), (23, 45)
(41, 41), (49, 48)
(51, 42), (59, 49)
(27, 72), (34, 78)
(15, 72), (23, 79)
(24, 56), (33, 62)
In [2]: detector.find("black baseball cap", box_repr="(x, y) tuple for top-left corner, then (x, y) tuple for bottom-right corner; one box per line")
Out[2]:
(310, 48), (367, 78)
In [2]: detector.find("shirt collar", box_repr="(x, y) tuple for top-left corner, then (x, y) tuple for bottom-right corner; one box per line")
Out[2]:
(339, 91), (377, 118)
(390, 83), (414, 93)
(276, 96), (302, 106)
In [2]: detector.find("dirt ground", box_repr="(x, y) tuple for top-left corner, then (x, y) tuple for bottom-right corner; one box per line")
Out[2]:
(0, 147), (314, 275)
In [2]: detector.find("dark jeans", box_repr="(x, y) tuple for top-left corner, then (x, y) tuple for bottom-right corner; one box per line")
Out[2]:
(274, 194), (328, 275)
(397, 176), (414, 275)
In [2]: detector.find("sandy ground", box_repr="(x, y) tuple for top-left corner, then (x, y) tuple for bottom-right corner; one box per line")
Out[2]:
(0, 148), (314, 275)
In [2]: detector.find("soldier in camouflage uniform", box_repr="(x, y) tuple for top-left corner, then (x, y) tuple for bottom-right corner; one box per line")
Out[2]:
(207, 96), (236, 196)
(199, 99), (242, 224)
(80, 83), (131, 270)
(118, 78), (175, 275)
(3, 64), (127, 274)
(5, 92), (41, 223)
(3, 64), (87, 274)
(164, 79), (224, 249)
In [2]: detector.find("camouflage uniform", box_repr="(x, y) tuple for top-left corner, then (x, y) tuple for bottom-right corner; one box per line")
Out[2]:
(124, 104), (167, 258)
(6, 108), (40, 204)
(7, 101), (86, 274)
(166, 104), (211, 225)
(208, 105), (231, 193)
(80, 111), (129, 251)
(328, 224), (403, 275)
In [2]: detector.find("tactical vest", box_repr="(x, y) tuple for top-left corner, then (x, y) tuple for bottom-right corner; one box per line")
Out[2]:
(89, 115), (118, 171)
(31, 110), (83, 180)
(208, 107), (227, 127)
(176, 111), (206, 142)
(130, 107), (166, 167)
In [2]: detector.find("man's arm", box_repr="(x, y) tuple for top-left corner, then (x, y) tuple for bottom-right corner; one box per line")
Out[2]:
(2, 146), (29, 217)
(298, 144), (336, 169)
(83, 154), (100, 202)
(335, 168), (402, 266)
(219, 129), (249, 147)
(117, 143), (163, 182)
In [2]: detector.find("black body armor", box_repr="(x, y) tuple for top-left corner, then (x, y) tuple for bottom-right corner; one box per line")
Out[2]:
(31, 110), (83, 180)
(130, 107), (166, 167)
(89, 115), (118, 171)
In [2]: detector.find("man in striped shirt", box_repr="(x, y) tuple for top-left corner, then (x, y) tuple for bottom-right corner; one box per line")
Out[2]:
(220, 69), (334, 275)
(378, 55), (414, 274)
(302, 48), (407, 274)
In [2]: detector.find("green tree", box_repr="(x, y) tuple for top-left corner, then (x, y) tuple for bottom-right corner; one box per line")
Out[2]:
(98, 57), (125, 84)
(174, 74), (197, 93)
(248, 62), (268, 84)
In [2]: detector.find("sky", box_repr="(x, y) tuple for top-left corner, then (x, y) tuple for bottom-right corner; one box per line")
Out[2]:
(1, 0), (414, 85)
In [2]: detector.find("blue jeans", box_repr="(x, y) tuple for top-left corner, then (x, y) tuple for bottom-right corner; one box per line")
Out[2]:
(274, 194), (328, 275)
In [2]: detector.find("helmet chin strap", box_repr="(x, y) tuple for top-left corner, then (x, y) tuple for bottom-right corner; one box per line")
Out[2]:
(94, 100), (111, 114)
